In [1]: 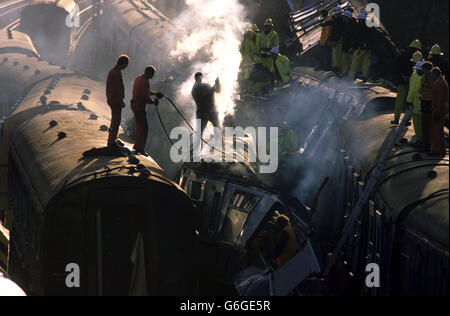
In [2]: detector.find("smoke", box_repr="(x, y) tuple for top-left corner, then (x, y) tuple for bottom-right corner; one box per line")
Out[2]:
(169, 0), (250, 125)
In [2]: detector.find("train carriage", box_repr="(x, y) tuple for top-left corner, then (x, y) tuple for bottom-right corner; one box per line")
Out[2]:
(0, 42), (197, 295)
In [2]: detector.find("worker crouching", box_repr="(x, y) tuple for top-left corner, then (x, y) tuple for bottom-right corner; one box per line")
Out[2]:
(131, 66), (164, 155)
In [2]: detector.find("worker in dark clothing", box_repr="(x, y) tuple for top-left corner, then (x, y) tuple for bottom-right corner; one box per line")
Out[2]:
(192, 72), (221, 136)
(106, 55), (129, 149)
(131, 66), (164, 155)
(392, 40), (422, 124)
(326, 6), (344, 72)
(340, 9), (357, 76)
(427, 44), (449, 80)
(349, 10), (372, 81)
(419, 62), (435, 152)
(429, 67), (449, 156)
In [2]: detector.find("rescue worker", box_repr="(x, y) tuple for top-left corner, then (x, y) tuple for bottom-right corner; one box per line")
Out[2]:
(427, 44), (449, 80)
(419, 61), (435, 152)
(429, 67), (449, 156)
(406, 59), (425, 146)
(131, 65), (164, 155)
(240, 24), (261, 81)
(273, 214), (298, 266)
(391, 39), (422, 124)
(349, 9), (372, 81)
(340, 6), (356, 76)
(326, 6), (344, 72)
(106, 55), (129, 149)
(278, 122), (298, 163)
(264, 47), (293, 86)
(192, 72), (221, 136)
(318, 9), (333, 70)
(259, 18), (279, 61)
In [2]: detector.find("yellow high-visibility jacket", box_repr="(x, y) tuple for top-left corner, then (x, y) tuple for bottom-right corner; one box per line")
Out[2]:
(407, 69), (423, 112)
(260, 31), (279, 54)
(241, 32), (261, 62)
(274, 54), (293, 84)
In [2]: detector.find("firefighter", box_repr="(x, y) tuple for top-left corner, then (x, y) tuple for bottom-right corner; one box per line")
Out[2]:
(419, 61), (435, 152)
(407, 60), (425, 145)
(340, 9), (356, 76)
(279, 122), (298, 163)
(259, 18), (279, 62)
(349, 9), (372, 81)
(192, 72), (221, 136)
(240, 24), (261, 81)
(392, 39), (422, 124)
(131, 66), (164, 155)
(429, 67), (449, 156)
(106, 55), (129, 149)
(273, 214), (298, 266)
(272, 47), (293, 85)
(327, 6), (344, 72)
(427, 44), (449, 80)
(407, 58), (425, 145)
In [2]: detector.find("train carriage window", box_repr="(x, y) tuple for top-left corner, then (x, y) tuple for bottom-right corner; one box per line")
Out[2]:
(220, 191), (260, 245)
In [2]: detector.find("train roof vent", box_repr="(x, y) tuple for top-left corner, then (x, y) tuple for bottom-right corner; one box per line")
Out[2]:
(81, 95), (89, 100)
(57, 132), (67, 140)
(23, 65), (29, 71)
(49, 120), (58, 128)
(35, 69), (41, 76)
(77, 102), (86, 111)
(7, 29), (12, 40)
(128, 155), (140, 165)
(83, 89), (91, 95)
(427, 170), (438, 179)
(89, 114), (98, 120)
(2, 57), (8, 63)
(99, 125), (108, 131)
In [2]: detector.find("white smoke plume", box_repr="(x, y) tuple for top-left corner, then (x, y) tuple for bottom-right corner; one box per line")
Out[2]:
(169, 0), (250, 126)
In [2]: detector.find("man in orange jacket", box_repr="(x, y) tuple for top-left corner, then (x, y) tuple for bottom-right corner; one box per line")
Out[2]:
(131, 66), (164, 155)
(429, 67), (449, 156)
(106, 55), (130, 148)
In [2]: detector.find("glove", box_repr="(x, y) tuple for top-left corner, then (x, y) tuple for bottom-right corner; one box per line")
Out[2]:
(153, 98), (159, 106)
(156, 92), (164, 99)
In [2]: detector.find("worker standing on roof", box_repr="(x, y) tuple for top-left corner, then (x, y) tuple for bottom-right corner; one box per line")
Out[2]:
(419, 61), (435, 152)
(260, 18), (279, 62)
(270, 47), (293, 86)
(406, 58), (425, 146)
(278, 122), (298, 163)
(318, 9), (333, 70)
(106, 55), (130, 150)
(327, 6), (344, 73)
(391, 39), (422, 125)
(131, 66), (164, 156)
(240, 25), (261, 84)
(349, 9), (372, 81)
(429, 67), (449, 156)
(192, 72), (221, 136)
(427, 44), (449, 80)
(340, 5), (356, 77)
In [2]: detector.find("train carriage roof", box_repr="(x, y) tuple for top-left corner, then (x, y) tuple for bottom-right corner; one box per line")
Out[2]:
(4, 75), (186, 210)
(0, 30), (39, 58)
(0, 53), (72, 97)
(341, 114), (449, 249)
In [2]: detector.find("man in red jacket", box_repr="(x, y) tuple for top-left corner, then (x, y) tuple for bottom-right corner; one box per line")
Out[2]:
(131, 66), (164, 155)
(429, 67), (449, 156)
(106, 55), (130, 148)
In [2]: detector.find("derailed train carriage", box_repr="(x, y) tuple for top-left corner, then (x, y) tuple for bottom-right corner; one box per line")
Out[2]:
(177, 138), (322, 295)
(0, 35), (197, 295)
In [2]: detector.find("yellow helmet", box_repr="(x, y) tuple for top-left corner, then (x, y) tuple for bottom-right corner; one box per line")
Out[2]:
(264, 18), (274, 27)
(249, 24), (259, 33)
(410, 51), (423, 63)
(430, 44), (444, 56)
(409, 39), (422, 50)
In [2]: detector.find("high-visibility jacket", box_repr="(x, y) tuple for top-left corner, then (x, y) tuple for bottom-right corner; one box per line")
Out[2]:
(241, 32), (261, 62)
(276, 225), (299, 266)
(260, 30), (279, 54)
(274, 54), (293, 84)
(407, 70), (423, 112)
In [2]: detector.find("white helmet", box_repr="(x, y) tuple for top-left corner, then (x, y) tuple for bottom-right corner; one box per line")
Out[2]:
(413, 60), (425, 70)
(270, 47), (279, 55)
